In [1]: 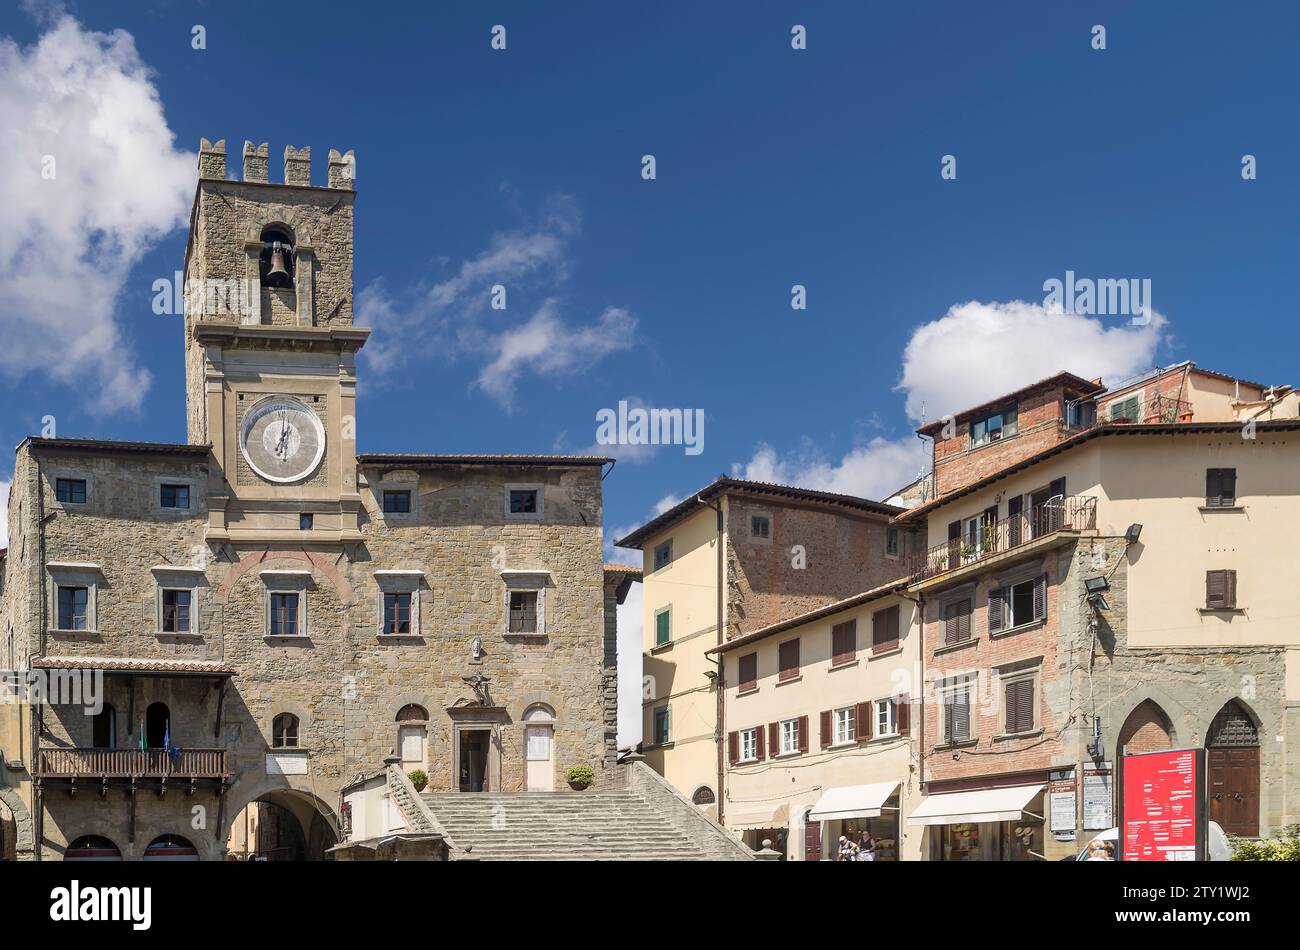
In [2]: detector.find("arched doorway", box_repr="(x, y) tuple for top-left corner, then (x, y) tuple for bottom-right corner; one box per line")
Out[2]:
(396, 704), (428, 773)
(66, 835), (123, 861)
(226, 789), (338, 861)
(1118, 700), (1174, 755)
(523, 704), (555, 791)
(1206, 700), (1260, 837)
(144, 834), (199, 861)
(146, 702), (170, 749)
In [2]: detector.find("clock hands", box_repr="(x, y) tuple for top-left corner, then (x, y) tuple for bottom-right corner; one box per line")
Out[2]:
(275, 410), (291, 460)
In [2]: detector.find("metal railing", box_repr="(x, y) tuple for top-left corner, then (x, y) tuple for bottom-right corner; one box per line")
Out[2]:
(35, 747), (229, 778)
(908, 495), (1097, 582)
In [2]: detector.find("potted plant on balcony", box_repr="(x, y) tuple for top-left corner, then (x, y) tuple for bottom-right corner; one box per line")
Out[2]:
(565, 765), (594, 791)
(407, 769), (428, 792)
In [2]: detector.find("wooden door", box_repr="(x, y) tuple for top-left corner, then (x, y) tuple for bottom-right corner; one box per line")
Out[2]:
(1208, 746), (1260, 837)
(803, 816), (822, 862)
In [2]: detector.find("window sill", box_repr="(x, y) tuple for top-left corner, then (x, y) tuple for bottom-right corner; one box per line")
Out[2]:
(828, 741), (858, 750)
(504, 631), (547, 640)
(989, 618), (1045, 640)
(737, 686), (758, 697)
(829, 658), (859, 671)
(932, 738), (978, 752)
(1198, 607), (1245, 616)
(993, 729), (1043, 742)
(377, 632), (424, 641)
(1198, 505), (1244, 513)
(934, 637), (978, 656)
(650, 641), (674, 654)
(48, 628), (99, 638)
(155, 630), (202, 641)
(775, 674), (802, 686)
(867, 731), (901, 743)
(774, 750), (803, 759)
(869, 645), (903, 661)
(263, 635), (310, 643)
(737, 757), (760, 766)
(644, 741), (674, 751)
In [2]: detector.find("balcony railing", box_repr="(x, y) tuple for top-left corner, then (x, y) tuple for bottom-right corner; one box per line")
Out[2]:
(35, 747), (229, 779)
(908, 495), (1097, 583)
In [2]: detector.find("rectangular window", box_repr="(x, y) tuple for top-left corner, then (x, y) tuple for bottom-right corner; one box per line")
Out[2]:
(738, 652), (758, 692)
(831, 620), (857, 665)
(739, 727), (758, 762)
(57, 586), (89, 630)
(382, 490), (411, 513)
(270, 592), (300, 636)
(780, 718), (800, 756)
(874, 698), (898, 738)
(778, 639), (800, 681)
(885, 526), (900, 558)
(161, 589), (191, 633)
(750, 515), (770, 539)
(1205, 570), (1237, 610)
(160, 484), (190, 509)
(653, 706), (670, 745)
(1110, 396), (1140, 422)
(943, 598), (972, 645)
(653, 540), (673, 571)
(969, 407), (1018, 447)
(1003, 675), (1036, 735)
(871, 605), (900, 654)
(654, 607), (671, 646)
(55, 478), (87, 504)
(384, 592), (412, 634)
(943, 679), (972, 744)
(833, 706), (856, 745)
(509, 591), (539, 633)
(299, 513), (314, 530)
(1205, 468), (1236, 508)
(990, 575), (1046, 632)
(509, 488), (539, 515)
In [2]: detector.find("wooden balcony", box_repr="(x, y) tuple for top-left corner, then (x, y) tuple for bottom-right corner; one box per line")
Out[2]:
(908, 495), (1098, 584)
(35, 747), (229, 780)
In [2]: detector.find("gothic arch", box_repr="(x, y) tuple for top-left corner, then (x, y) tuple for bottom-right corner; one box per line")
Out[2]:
(1103, 685), (1186, 760)
(1118, 700), (1175, 756)
(0, 786), (33, 860)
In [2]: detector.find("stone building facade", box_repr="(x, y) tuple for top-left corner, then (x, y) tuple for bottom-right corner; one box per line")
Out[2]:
(0, 139), (621, 861)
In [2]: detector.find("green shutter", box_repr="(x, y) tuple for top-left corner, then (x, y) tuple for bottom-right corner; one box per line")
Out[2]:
(655, 609), (671, 646)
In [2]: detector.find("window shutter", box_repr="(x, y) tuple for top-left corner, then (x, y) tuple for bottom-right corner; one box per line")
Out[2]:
(988, 587), (1005, 633)
(1224, 570), (1237, 609)
(1033, 574), (1047, 622)
(953, 688), (970, 742)
(1223, 469), (1237, 506)
(897, 695), (911, 736)
(755, 725), (766, 761)
(819, 709), (832, 749)
(1206, 570), (1226, 609)
(943, 602), (958, 644)
(768, 722), (779, 757)
(727, 731), (739, 765)
(1007, 494), (1023, 546)
(798, 715), (809, 753)
(1205, 469), (1221, 506)
(855, 701), (872, 741)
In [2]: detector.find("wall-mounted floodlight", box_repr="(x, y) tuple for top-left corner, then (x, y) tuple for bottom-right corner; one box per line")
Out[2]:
(1125, 523), (1143, 544)
(1084, 575), (1110, 611)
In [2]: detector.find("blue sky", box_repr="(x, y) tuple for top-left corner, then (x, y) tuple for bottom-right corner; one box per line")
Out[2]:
(2, 2), (1298, 739)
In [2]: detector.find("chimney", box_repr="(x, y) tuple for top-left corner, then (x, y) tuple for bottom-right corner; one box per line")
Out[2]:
(283, 145), (311, 186)
(327, 148), (356, 189)
(198, 138), (226, 179)
(242, 141), (269, 183)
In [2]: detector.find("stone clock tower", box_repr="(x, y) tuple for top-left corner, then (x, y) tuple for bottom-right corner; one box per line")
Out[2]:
(183, 139), (368, 543)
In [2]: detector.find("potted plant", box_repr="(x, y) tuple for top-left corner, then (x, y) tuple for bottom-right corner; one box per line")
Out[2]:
(565, 765), (594, 791)
(407, 769), (428, 792)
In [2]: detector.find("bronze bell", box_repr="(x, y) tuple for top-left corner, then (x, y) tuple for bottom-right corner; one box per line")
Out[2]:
(266, 242), (290, 282)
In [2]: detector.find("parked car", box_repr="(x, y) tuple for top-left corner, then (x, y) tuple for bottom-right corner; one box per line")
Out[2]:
(1071, 822), (1231, 861)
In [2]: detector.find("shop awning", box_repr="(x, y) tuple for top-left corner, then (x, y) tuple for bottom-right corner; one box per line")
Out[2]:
(726, 803), (781, 831)
(907, 784), (1044, 826)
(808, 782), (901, 822)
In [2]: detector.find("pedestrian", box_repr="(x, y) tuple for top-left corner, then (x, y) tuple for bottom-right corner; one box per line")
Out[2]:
(856, 829), (876, 861)
(837, 835), (857, 862)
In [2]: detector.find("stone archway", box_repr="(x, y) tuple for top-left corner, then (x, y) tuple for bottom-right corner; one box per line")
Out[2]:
(1118, 700), (1175, 756)
(223, 785), (339, 861)
(0, 786), (33, 861)
(1205, 700), (1260, 838)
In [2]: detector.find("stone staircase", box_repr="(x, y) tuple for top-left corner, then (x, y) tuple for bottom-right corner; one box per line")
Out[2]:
(420, 785), (751, 860)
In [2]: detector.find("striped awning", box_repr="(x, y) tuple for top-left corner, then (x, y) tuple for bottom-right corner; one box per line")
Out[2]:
(808, 782), (901, 822)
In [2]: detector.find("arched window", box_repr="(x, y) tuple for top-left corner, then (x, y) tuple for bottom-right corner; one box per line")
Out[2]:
(396, 705), (428, 769)
(145, 702), (170, 750)
(692, 786), (716, 806)
(92, 703), (116, 749)
(523, 704), (556, 791)
(259, 226), (294, 288)
(66, 835), (122, 862)
(143, 834), (199, 861)
(272, 713), (300, 749)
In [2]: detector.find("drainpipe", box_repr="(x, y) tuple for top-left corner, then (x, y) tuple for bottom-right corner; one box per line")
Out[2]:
(697, 493), (726, 826)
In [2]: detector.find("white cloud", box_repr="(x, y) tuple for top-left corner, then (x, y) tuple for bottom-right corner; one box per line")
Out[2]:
(733, 300), (1168, 501)
(357, 193), (633, 408)
(0, 479), (9, 548)
(897, 299), (1166, 422)
(0, 16), (194, 413)
(476, 303), (636, 409)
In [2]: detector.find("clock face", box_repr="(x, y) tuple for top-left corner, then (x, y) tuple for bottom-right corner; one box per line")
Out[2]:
(239, 397), (326, 483)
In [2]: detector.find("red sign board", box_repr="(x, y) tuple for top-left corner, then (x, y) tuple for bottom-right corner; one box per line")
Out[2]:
(1120, 748), (1205, 861)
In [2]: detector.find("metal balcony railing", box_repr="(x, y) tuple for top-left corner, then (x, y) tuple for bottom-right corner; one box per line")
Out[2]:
(35, 747), (229, 779)
(908, 495), (1098, 582)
